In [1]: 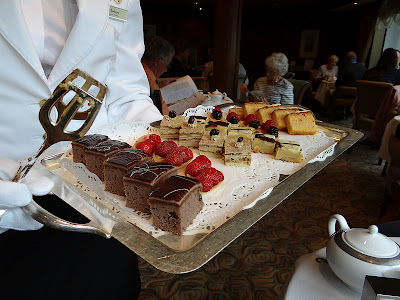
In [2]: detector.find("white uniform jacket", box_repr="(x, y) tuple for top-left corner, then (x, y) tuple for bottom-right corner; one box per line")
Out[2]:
(0, 0), (162, 161)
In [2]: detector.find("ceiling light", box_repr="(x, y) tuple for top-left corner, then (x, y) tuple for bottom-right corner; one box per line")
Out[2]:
(354, 2), (358, 4)
(199, 7), (203, 10)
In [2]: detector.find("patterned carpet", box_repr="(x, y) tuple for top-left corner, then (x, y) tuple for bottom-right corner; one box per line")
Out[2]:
(137, 117), (387, 300)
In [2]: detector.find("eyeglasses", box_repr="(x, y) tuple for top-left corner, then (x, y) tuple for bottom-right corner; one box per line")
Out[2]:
(160, 58), (171, 70)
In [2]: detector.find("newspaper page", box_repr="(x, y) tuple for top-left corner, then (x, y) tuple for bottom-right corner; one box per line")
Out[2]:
(160, 76), (207, 114)
(168, 92), (208, 115)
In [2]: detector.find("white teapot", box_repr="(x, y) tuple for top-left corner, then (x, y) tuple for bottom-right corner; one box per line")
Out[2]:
(326, 214), (400, 293)
(207, 89), (227, 102)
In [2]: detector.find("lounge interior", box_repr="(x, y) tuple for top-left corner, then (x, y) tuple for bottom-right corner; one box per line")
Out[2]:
(136, 0), (400, 298)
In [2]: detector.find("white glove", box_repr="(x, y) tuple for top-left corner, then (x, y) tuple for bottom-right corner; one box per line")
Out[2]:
(0, 157), (54, 234)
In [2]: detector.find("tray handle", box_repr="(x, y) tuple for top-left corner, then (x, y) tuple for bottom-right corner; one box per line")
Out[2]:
(23, 199), (111, 238)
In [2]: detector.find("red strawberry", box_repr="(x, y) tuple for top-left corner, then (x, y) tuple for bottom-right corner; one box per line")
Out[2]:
(136, 140), (155, 154)
(165, 149), (184, 166)
(244, 114), (258, 125)
(148, 134), (161, 146)
(177, 146), (193, 162)
(155, 140), (177, 157)
(262, 120), (277, 133)
(213, 107), (222, 112)
(194, 155), (212, 168)
(214, 170), (224, 184)
(226, 112), (239, 122)
(196, 170), (214, 182)
(199, 178), (214, 192)
(202, 167), (224, 184)
(185, 160), (204, 177)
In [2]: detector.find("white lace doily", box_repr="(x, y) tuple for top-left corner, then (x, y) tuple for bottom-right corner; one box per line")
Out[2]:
(57, 105), (336, 238)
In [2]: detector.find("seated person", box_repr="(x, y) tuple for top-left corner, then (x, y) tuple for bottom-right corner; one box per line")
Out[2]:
(141, 36), (175, 114)
(202, 49), (249, 85)
(314, 55), (339, 81)
(166, 39), (191, 77)
(240, 52), (294, 105)
(336, 51), (367, 87)
(364, 48), (400, 85)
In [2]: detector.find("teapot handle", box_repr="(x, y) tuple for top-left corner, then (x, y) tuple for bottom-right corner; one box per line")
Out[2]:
(328, 214), (350, 236)
(222, 92), (227, 98)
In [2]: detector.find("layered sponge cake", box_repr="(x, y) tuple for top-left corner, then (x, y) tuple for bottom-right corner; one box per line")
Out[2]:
(124, 161), (179, 213)
(205, 120), (230, 134)
(148, 175), (203, 235)
(252, 133), (276, 154)
(227, 126), (254, 141)
(103, 149), (153, 196)
(224, 137), (252, 167)
(199, 129), (227, 158)
(285, 111), (318, 135)
(179, 116), (206, 147)
(274, 139), (304, 163)
(160, 112), (185, 140)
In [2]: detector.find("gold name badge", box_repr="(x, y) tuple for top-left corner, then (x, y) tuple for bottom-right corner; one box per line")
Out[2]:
(109, 6), (128, 22)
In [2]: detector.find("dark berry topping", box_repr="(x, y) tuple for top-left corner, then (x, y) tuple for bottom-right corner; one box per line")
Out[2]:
(249, 120), (260, 129)
(229, 116), (239, 124)
(267, 126), (279, 137)
(237, 137), (244, 142)
(168, 110), (177, 118)
(188, 116), (195, 124)
(211, 109), (222, 120)
(210, 128), (220, 136)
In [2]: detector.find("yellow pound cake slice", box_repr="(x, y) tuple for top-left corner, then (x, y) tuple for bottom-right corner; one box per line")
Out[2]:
(256, 104), (282, 124)
(285, 111), (318, 135)
(228, 107), (244, 121)
(243, 102), (267, 118)
(271, 108), (299, 130)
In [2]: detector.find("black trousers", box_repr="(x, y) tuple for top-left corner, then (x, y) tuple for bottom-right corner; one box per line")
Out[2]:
(0, 195), (141, 300)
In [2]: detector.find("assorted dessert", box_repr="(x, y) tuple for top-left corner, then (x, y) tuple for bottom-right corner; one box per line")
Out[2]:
(70, 105), (319, 235)
(71, 129), (224, 236)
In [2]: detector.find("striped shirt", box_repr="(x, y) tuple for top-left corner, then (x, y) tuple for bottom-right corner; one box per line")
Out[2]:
(253, 77), (294, 105)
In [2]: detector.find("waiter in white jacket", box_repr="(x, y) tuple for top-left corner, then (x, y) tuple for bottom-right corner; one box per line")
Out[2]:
(0, 0), (162, 298)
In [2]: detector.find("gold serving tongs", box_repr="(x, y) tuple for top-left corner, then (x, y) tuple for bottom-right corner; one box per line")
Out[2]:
(12, 69), (110, 237)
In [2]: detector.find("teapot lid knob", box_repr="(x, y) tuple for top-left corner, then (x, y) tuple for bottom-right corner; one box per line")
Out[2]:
(368, 225), (379, 235)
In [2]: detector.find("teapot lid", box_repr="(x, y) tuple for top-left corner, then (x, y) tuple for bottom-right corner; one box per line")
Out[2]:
(343, 225), (400, 258)
(211, 89), (223, 95)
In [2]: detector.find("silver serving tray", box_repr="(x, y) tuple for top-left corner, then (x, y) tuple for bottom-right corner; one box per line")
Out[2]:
(39, 122), (362, 274)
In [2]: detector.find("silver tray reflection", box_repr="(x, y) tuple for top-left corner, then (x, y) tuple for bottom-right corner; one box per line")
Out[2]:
(40, 122), (362, 274)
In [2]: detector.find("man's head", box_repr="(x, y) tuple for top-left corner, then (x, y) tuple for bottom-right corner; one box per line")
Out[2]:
(344, 51), (357, 64)
(142, 36), (175, 78)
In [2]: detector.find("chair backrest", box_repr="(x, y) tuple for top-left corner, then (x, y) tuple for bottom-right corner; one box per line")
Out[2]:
(355, 80), (393, 119)
(287, 79), (312, 105)
(283, 72), (295, 79)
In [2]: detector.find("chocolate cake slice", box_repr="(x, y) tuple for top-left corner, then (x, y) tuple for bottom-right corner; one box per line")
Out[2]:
(148, 175), (203, 235)
(104, 149), (153, 196)
(71, 134), (109, 164)
(85, 139), (131, 181)
(123, 161), (179, 213)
